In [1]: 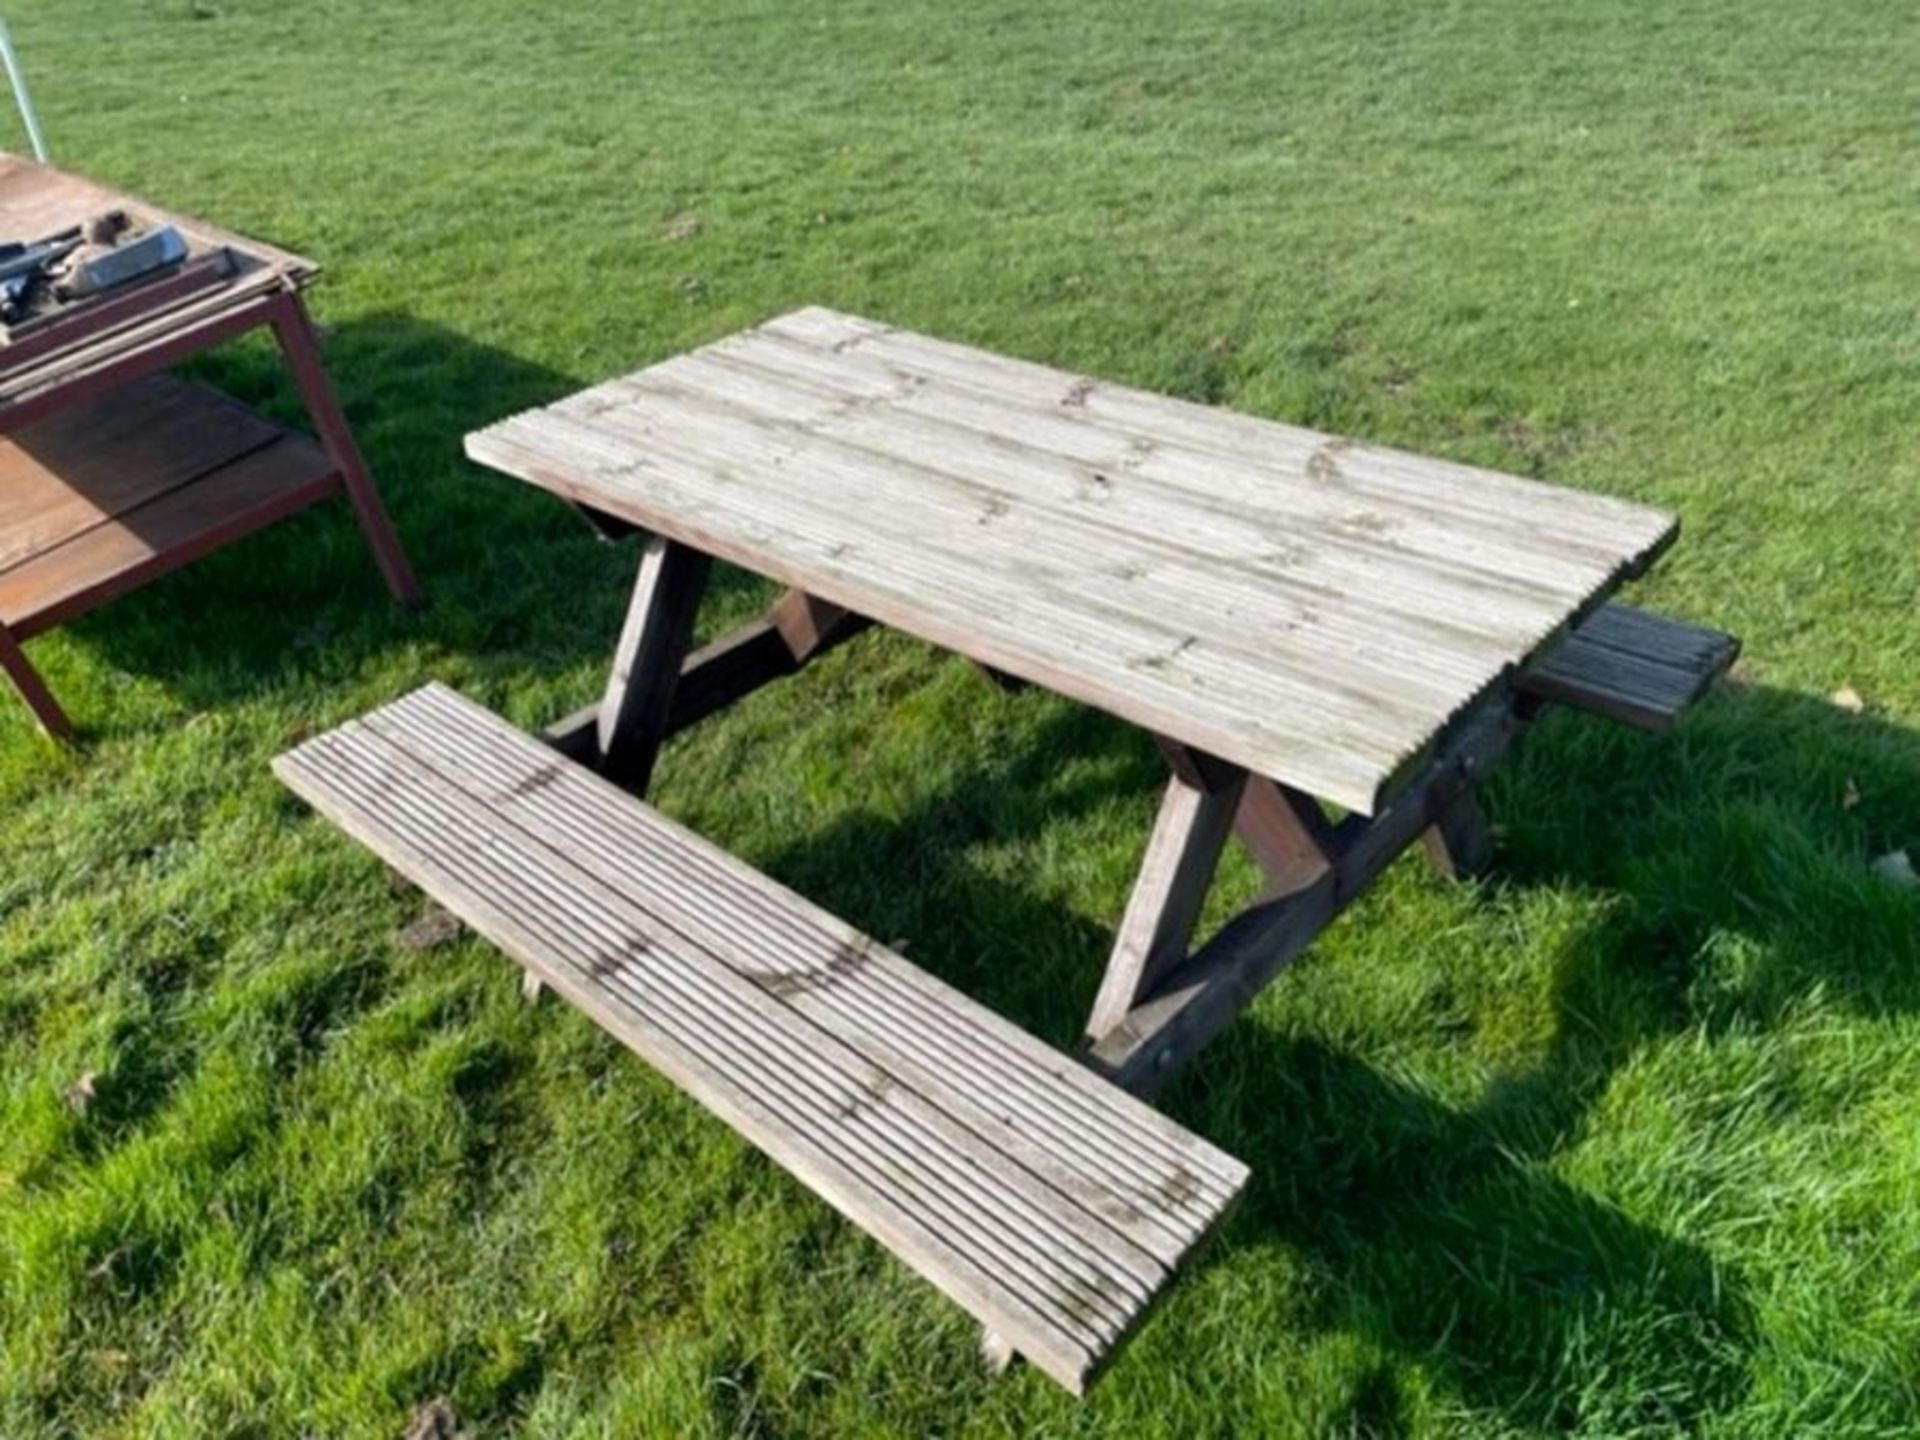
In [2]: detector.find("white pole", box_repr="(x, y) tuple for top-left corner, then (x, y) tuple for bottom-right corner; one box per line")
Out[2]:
(0, 18), (48, 163)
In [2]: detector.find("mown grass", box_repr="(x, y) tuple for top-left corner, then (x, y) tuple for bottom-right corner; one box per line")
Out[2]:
(2, 0), (1918, 1434)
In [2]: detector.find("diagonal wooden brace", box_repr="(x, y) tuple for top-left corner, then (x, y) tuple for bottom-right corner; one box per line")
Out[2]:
(768, 587), (856, 658)
(1086, 758), (1247, 1042)
(1089, 699), (1529, 1095)
(596, 534), (711, 792)
(546, 584), (869, 762)
(1235, 776), (1340, 898)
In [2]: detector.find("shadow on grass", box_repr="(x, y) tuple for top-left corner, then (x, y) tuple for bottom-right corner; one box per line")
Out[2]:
(738, 673), (1920, 1430)
(1502, 680), (1920, 1026)
(41, 311), (764, 725)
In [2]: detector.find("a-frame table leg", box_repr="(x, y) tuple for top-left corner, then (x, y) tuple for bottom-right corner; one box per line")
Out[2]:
(1087, 755), (1246, 1041)
(543, 584), (870, 760)
(267, 292), (422, 606)
(1085, 700), (1528, 1095)
(524, 531), (708, 1004)
(0, 623), (72, 740)
(596, 533), (712, 793)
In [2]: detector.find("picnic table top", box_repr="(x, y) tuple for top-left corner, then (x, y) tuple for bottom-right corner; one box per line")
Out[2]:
(466, 306), (1678, 814)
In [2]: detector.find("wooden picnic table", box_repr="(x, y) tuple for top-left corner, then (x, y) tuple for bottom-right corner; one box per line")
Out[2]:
(465, 306), (1721, 1084)
(279, 307), (1735, 1391)
(0, 154), (417, 739)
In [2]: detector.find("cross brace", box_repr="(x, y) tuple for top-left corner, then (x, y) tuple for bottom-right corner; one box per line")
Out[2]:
(1084, 704), (1519, 1096)
(545, 541), (871, 772)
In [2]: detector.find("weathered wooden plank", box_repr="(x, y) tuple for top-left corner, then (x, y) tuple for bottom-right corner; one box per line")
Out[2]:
(0, 433), (338, 637)
(279, 726), (1147, 1386)
(566, 377), (1562, 693)
(1519, 601), (1738, 730)
(0, 375), (279, 572)
(498, 398), (1479, 735)
(758, 308), (1674, 559)
(471, 412), (1411, 813)
(382, 685), (1246, 1237)
(379, 716), (1239, 1273)
(649, 346), (1642, 612)
(274, 684), (1250, 1394)
(467, 309), (1676, 813)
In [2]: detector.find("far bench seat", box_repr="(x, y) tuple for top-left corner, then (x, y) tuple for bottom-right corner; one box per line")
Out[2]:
(273, 682), (1248, 1395)
(1519, 601), (1739, 731)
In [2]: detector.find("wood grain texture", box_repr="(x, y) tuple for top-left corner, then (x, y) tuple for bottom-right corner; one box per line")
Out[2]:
(0, 374), (281, 571)
(1519, 601), (1739, 730)
(467, 307), (1677, 813)
(274, 683), (1249, 1395)
(0, 430), (337, 637)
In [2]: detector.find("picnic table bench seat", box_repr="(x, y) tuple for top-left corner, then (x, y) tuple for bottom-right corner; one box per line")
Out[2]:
(1521, 601), (1740, 731)
(273, 681), (1249, 1395)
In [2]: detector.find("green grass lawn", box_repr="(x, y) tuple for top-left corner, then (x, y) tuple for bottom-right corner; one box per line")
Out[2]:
(3, 0), (1918, 1434)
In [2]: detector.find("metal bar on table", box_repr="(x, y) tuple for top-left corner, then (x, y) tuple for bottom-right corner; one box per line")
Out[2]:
(0, 20), (49, 163)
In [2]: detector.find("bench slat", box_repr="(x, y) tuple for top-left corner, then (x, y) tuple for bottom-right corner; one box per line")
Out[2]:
(273, 684), (1248, 1394)
(283, 723), (1146, 1376)
(1519, 602), (1738, 730)
(368, 684), (1245, 1251)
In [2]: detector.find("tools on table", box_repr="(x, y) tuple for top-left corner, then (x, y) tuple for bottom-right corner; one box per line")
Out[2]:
(0, 209), (196, 331)
(0, 229), (80, 321)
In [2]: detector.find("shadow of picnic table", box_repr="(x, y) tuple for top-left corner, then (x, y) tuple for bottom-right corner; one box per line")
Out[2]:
(745, 667), (1920, 1430)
